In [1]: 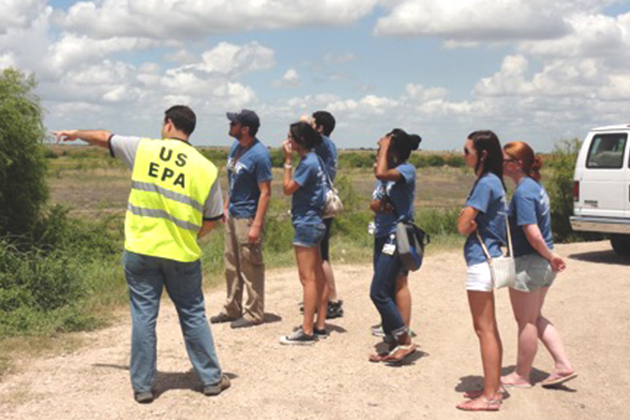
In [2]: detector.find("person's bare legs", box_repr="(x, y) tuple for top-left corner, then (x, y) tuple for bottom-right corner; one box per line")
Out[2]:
(537, 288), (574, 376)
(501, 288), (544, 386)
(295, 246), (319, 336)
(315, 248), (329, 331)
(322, 260), (337, 302)
(395, 275), (411, 326)
(458, 291), (502, 408)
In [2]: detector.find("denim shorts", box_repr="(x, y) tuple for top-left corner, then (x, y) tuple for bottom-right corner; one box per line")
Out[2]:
(512, 253), (556, 292)
(293, 222), (326, 248)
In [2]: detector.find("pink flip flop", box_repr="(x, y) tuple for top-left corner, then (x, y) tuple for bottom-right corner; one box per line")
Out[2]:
(541, 372), (578, 388)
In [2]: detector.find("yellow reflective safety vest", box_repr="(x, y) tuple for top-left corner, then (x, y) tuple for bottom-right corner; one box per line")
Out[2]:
(125, 138), (217, 262)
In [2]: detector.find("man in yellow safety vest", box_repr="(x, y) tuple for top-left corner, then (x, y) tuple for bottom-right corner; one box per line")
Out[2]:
(53, 105), (229, 404)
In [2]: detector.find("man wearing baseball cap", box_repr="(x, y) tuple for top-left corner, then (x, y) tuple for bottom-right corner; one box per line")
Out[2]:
(211, 109), (272, 328)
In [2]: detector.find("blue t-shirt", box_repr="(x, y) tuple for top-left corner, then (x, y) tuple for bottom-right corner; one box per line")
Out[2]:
(315, 135), (338, 182)
(463, 173), (507, 266)
(227, 139), (272, 218)
(508, 177), (554, 257)
(371, 162), (416, 238)
(291, 152), (326, 226)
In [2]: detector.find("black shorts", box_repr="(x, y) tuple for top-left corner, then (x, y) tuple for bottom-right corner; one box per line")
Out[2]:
(320, 218), (333, 261)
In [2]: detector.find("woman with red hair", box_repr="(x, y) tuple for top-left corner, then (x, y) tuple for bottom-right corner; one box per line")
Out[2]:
(500, 141), (576, 389)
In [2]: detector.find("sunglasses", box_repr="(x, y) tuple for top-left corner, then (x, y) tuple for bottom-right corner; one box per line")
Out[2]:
(463, 147), (471, 155)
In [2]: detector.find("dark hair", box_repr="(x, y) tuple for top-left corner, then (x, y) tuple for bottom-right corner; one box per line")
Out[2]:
(290, 121), (323, 150)
(312, 111), (336, 137)
(243, 122), (259, 137)
(504, 141), (543, 181)
(164, 105), (196, 136)
(468, 130), (504, 186)
(388, 128), (422, 162)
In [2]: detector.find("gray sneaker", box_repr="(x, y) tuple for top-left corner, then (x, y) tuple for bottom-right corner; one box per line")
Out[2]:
(203, 374), (231, 396)
(134, 391), (154, 404)
(280, 327), (315, 346)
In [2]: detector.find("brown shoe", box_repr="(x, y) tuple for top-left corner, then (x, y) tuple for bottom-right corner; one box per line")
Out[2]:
(230, 317), (263, 329)
(203, 374), (231, 396)
(210, 312), (238, 324)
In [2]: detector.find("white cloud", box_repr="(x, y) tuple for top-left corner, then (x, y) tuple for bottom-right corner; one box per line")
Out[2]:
(374, 0), (623, 41)
(0, 0), (48, 35)
(274, 68), (301, 87)
(519, 12), (630, 61)
(61, 0), (378, 39)
(174, 42), (274, 77)
(48, 34), (160, 74)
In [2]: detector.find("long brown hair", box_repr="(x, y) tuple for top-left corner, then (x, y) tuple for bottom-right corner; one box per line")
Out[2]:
(503, 141), (543, 181)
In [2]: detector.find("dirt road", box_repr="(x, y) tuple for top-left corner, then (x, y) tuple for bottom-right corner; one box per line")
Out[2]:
(1, 241), (627, 419)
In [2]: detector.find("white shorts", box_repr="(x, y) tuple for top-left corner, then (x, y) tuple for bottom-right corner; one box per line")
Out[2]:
(466, 262), (493, 292)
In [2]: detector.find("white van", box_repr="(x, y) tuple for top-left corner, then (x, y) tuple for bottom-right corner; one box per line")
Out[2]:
(570, 124), (630, 255)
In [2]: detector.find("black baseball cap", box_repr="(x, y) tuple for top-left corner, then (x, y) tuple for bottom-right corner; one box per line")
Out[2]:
(226, 109), (260, 129)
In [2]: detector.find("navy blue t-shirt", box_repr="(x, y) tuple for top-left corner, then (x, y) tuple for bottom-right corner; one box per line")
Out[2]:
(371, 162), (416, 238)
(509, 177), (554, 257)
(463, 173), (507, 266)
(291, 152), (326, 226)
(227, 139), (272, 218)
(315, 135), (338, 182)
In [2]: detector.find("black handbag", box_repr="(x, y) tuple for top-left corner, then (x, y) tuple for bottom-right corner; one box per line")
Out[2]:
(396, 221), (430, 271)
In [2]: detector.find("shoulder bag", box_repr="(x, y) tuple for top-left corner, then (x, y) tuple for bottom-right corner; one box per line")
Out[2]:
(317, 156), (343, 219)
(475, 204), (516, 289)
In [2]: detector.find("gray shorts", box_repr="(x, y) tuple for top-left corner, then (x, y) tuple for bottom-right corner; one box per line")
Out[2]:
(512, 253), (556, 292)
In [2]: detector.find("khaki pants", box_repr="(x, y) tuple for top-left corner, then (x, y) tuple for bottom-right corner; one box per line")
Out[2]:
(223, 215), (265, 323)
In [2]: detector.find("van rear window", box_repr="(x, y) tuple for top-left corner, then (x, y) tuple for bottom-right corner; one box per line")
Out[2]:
(586, 133), (627, 169)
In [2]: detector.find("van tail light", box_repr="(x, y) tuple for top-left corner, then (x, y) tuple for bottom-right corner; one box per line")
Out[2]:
(573, 181), (580, 202)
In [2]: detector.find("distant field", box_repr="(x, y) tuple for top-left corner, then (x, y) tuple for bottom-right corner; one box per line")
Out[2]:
(46, 145), (476, 218)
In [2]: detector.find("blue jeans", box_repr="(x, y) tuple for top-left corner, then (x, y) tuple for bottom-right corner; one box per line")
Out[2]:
(123, 251), (222, 393)
(370, 235), (407, 339)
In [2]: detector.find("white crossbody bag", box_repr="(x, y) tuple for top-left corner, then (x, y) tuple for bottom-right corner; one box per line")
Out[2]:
(475, 209), (516, 289)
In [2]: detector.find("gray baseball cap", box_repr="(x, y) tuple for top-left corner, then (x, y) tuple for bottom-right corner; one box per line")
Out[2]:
(226, 109), (260, 129)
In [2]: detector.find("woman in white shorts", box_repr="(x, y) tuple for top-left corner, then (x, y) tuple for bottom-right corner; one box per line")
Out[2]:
(456, 131), (507, 412)
(500, 141), (576, 388)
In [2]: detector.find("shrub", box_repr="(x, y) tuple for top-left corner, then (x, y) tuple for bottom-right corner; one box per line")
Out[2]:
(0, 68), (48, 238)
(270, 148), (285, 168)
(338, 152), (374, 169)
(200, 148), (229, 165)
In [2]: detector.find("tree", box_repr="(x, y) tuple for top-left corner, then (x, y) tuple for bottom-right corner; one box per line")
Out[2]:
(546, 138), (581, 243)
(0, 68), (48, 238)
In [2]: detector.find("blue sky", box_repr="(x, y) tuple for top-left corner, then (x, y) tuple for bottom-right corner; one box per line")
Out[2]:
(2, 0), (630, 151)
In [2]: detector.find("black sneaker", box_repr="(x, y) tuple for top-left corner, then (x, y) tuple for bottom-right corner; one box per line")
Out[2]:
(279, 327), (315, 346)
(326, 300), (344, 319)
(134, 391), (154, 404)
(313, 327), (329, 339)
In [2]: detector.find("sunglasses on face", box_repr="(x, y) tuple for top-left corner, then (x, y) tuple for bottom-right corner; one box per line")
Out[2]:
(463, 147), (471, 155)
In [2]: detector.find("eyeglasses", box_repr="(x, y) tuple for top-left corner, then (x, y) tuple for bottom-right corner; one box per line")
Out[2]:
(463, 147), (471, 155)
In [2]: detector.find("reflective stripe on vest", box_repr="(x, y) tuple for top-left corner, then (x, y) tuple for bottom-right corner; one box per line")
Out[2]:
(124, 138), (217, 262)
